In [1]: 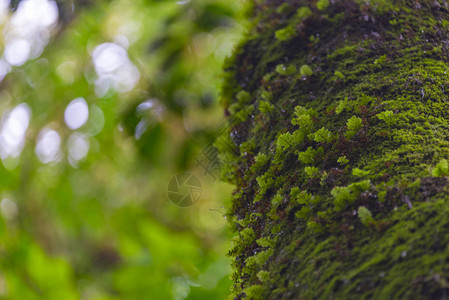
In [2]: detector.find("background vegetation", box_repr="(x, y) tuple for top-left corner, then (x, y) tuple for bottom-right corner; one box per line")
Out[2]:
(0, 0), (247, 298)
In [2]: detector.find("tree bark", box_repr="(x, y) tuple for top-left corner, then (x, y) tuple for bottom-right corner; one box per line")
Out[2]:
(219, 0), (449, 298)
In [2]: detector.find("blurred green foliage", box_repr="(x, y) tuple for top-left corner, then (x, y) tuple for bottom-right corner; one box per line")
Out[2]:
(0, 0), (247, 299)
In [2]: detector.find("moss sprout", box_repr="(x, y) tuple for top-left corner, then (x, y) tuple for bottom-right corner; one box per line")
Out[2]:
(374, 54), (387, 64)
(243, 285), (264, 298)
(275, 26), (296, 41)
(257, 172), (275, 195)
(296, 6), (312, 20)
(432, 159), (449, 177)
(257, 270), (270, 282)
(299, 65), (313, 77)
(335, 97), (350, 114)
(275, 64), (296, 76)
(310, 127), (334, 143)
(235, 104), (254, 122)
(352, 167), (370, 177)
(252, 153), (269, 171)
(346, 115), (363, 139)
(292, 111), (314, 132)
(298, 146), (323, 165)
(261, 90), (272, 101)
(304, 166), (320, 179)
(358, 206), (374, 227)
(316, 0), (329, 11)
(257, 237), (276, 248)
(334, 70), (345, 80)
(276, 3), (290, 14)
(376, 110), (395, 126)
(236, 90), (251, 104)
(337, 156), (349, 165)
(259, 100), (274, 113)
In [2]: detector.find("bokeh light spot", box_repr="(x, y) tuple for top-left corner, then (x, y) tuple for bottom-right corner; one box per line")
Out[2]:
(0, 197), (18, 221)
(67, 132), (89, 167)
(0, 103), (31, 160)
(64, 97), (89, 130)
(35, 128), (61, 163)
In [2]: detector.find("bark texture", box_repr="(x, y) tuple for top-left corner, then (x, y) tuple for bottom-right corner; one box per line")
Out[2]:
(218, 0), (449, 299)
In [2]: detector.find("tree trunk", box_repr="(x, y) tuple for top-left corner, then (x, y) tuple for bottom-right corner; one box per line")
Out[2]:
(219, 0), (449, 298)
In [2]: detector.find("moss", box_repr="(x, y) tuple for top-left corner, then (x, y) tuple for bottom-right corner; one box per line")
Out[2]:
(275, 64), (296, 76)
(432, 159), (449, 177)
(258, 100), (274, 114)
(310, 127), (335, 143)
(299, 64), (313, 77)
(305, 166), (320, 180)
(256, 270), (270, 282)
(220, 0), (449, 298)
(352, 168), (370, 178)
(337, 156), (349, 165)
(334, 70), (345, 80)
(377, 110), (395, 126)
(274, 26), (296, 41)
(357, 206), (374, 227)
(316, 0), (330, 11)
(236, 90), (251, 104)
(296, 6), (312, 20)
(346, 116), (363, 139)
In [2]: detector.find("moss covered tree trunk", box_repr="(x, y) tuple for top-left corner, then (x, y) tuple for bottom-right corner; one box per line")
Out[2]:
(218, 0), (449, 298)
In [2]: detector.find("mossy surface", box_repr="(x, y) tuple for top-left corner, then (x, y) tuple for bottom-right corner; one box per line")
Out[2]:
(219, 0), (449, 299)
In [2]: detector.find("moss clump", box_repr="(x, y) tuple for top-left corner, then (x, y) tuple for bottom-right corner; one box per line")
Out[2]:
(357, 206), (374, 227)
(346, 116), (363, 139)
(432, 159), (449, 177)
(275, 26), (296, 41)
(299, 64), (313, 76)
(220, 0), (449, 298)
(316, 0), (330, 11)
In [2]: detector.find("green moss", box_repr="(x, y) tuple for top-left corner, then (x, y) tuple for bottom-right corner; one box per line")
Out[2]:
(335, 97), (351, 114)
(310, 127), (335, 143)
(334, 70), (345, 80)
(256, 172), (274, 196)
(352, 167), (370, 177)
(275, 64), (296, 76)
(243, 284), (264, 299)
(358, 206), (374, 226)
(275, 3), (290, 14)
(236, 90), (251, 104)
(299, 64), (313, 77)
(346, 115), (363, 139)
(316, 0), (330, 11)
(258, 100), (274, 113)
(337, 156), (349, 165)
(432, 159), (449, 177)
(275, 26), (296, 41)
(377, 110), (395, 126)
(305, 166), (320, 179)
(220, 0), (449, 298)
(374, 54), (387, 65)
(257, 270), (270, 282)
(298, 146), (323, 165)
(296, 6), (312, 20)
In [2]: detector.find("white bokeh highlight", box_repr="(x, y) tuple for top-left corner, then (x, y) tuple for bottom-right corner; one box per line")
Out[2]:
(1, 0), (59, 76)
(3, 38), (30, 66)
(92, 43), (140, 96)
(35, 128), (61, 163)
(0, 0), (9, 23)
(67, 132), (89, 167)
(64, 97), (89, 130)
(0, 197), (18, 221)
(0, 103), (31, 160)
